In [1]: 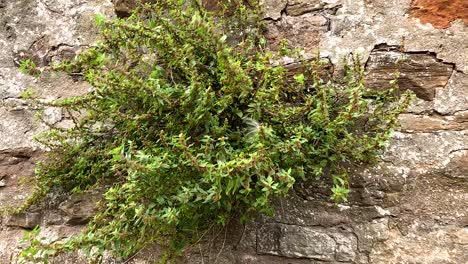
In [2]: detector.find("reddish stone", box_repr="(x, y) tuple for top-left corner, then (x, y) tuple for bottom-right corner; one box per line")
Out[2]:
(410, 0), (468, 29)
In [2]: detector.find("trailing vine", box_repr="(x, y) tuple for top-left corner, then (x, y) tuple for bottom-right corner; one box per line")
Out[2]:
(14, 0), (411, 262)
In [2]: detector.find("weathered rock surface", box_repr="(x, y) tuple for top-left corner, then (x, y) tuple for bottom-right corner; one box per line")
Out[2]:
(0, 1), (114, 263)
(322, 0), (468, 73)
(364, 45), (454, 101)
(287, 0), (342, 16)
(266, 13), (328, 52)
(0, 0), (467, 264)
(257, 223), (337, 260)
(261, 0), (287, 20)
(58, 190), (101, 225)
(398, 112), (468, 132)
(0, 148), (41, 209)
(434, 72), (468, 114)
(370, 226), (468, 264)
(5, 212), (42, 229)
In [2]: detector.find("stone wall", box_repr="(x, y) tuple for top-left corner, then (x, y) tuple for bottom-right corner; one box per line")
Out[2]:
(0, 0), (467, 263)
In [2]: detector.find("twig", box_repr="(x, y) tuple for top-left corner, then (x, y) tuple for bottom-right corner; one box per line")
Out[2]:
(122, 245), (145, 263)
(234, 223), (246, 250)
(213, 226), (228, 264)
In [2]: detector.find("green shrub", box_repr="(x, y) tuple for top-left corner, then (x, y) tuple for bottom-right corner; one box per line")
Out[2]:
(16, 0), (411, 262)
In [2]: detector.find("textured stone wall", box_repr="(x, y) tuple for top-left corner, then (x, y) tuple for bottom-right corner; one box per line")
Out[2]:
(0, 0), (467, 263)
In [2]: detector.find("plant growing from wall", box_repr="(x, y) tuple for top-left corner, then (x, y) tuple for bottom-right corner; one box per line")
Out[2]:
(14, 0), (411, 262)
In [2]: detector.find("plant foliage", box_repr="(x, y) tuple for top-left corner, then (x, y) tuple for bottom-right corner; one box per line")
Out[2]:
(16, 0), (411, 262)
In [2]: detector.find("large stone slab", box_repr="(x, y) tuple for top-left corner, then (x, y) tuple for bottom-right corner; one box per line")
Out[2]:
(257, 223), (337, 260)
(364, 45), (454, 101)
(398, 113), (468, 133)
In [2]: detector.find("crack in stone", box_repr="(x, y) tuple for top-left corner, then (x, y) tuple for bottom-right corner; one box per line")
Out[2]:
(367, 43), (457, 69)
(448, 148), (468, 155)
(365, 43), (455, 101)
(41, 1), (63, 15)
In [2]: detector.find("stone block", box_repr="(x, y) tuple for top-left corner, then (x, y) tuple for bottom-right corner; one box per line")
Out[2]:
(257, 223), (336, 261)
(5, 212), (42, 229)
(331, 232), (358, 262)
(354, 218), (389, 253)
(364, 45), (454, 101)
(59, 190), (101, 225)
(398, 114), (468, 133)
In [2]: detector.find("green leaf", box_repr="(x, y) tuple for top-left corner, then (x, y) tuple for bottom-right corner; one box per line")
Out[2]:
(94, 14), (106, 27)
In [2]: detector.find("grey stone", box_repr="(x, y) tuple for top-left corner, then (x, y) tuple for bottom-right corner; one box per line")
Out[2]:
(369, 226), (468, 264)
(384, 131), (468, 171)
(0, 108), (43, 150)
(257, 223), (336, 260)
(354, 218), (390, 253)
(330, 232), (358, 262)
(41, 107), (63, 125)
(394, 172), (468, 229)
(59, 190), (101, 225)
(261, 0), (287, 20)
(5, 212), (42, 229)
(444, 149), (468, 179)
(287, 0), (342, 16)
(321, 0), (468, 74)
(434, 72), (468, 115)
(269, 193), (351, 227)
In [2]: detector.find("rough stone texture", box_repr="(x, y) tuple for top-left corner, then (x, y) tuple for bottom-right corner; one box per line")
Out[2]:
(322, 0), (468, 74)
(58, 190), (101, 225)
(266, 13), (328, 52)
(0, 0), (114, 263)
(247, 0), (467, 263)
(398, 112), (468, 133)
(261, 0), (287, 20)
(433, 72), (468, 115)
(364, 45), (454, 101)
(287, 0), (342, 17)
(0, 0), (467, 263)
(410, 0), (468, 29)
(257, 223), (337, 260)
(0, 148), (41, 209)
(370, 227), (468, 264)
